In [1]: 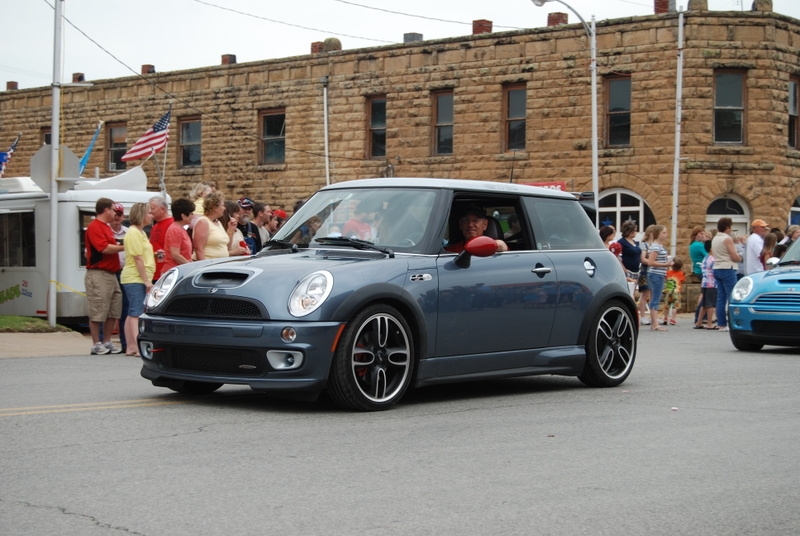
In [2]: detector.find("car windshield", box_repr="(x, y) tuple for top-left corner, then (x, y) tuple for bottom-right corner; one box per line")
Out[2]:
(272, 188), (439, 253)
(777, 238), (800, 264)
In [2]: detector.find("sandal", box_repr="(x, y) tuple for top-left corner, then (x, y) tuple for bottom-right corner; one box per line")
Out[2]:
(125, 352), (141, 357)
(650, 326), (667, 332)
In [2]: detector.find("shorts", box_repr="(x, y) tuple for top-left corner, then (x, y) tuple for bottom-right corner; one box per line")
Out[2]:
(85, 269), (122, 322)
(701, 287), (717, 307)
(122, 283), (147, 317)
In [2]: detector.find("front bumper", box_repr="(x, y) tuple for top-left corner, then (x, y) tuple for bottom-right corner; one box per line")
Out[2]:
(138, 315), (344, 395)
(728, 303), (800, 347)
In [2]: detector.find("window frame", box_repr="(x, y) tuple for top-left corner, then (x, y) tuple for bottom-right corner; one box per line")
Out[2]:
(713, 70), (746, 145)
(790, 78), (799, 149)
(504, 83), (526, 152)
(606, 75), (632, 147)
(432, 89), (454, 156)
(367, 95), (387, 159)
(106, 122), (127, 172)
(178, 116), (202, 168)
(259, 108), (286, 165)
(0, 209), (36, 267)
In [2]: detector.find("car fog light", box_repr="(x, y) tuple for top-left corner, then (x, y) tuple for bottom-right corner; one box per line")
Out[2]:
(281, 327), (297, 343)
(141, 341), (154, 360)
(732, 307), (740, 316)
(267, 350), (303, 370)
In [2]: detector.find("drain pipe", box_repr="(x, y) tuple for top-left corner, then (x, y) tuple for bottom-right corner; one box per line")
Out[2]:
(670, 8), (685, 258)
(321, 76), (331, 186)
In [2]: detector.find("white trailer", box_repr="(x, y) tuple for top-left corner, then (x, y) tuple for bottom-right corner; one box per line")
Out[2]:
(0, 146), (161, 325)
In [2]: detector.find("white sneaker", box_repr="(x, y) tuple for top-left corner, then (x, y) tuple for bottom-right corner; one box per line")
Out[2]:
(641, 318), (651, 325)
(91, 342), (110, 355)
(104, 341), (123, 354)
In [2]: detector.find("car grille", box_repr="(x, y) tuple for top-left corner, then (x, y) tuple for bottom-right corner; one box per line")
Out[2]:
(751, 320), (800, 338)
(161, 346), (266, 376)
(164, 297), (265, 319)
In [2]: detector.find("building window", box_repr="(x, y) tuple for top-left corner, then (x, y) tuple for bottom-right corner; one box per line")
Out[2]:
(368, 96), (386, 158)
(179, 118), (201, 167)
(0, 210), (36, 267)
(598, 189), (655, 235)
(260, 109), (286, 164)
(107, 123), (127, 171)
(504, 84), (526, 151)
(40, 128), (51, 146)
(714, 71), (745, 144)
(607, 76), (631, 146)
(433, 90), (454, 155)
(790, 79), (799, 149)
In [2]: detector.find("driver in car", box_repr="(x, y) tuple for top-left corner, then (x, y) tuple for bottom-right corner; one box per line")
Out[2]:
(445, 205), (509, 253)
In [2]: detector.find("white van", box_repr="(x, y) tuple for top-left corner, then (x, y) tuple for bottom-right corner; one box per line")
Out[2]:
(0, 146), (164, 325)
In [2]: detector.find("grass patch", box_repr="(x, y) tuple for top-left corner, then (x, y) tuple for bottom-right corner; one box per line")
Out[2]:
(0, 315), (73, 333)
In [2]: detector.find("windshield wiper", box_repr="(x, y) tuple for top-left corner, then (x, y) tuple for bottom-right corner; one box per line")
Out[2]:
(262, 239), (299, 253)
(776, 259), (800, 266)
(315, 237), (395, 258)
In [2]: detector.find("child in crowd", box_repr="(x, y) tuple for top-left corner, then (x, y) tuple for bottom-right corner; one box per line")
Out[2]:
(661, 257), (685, 326)
(695, 240), (716, 329)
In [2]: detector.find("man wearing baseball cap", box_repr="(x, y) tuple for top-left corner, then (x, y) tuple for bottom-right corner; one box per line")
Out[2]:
(745, 218), (769, 275)
(237, 197), (262, 253)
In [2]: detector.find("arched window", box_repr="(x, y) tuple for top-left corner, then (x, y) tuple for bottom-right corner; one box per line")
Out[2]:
(706, 195), (749, 238)
(598, 189), (655, 236)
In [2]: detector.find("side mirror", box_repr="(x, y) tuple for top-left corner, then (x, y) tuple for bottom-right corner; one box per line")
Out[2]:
(454, 236), (498, 268)
(766, 256), (780, 268)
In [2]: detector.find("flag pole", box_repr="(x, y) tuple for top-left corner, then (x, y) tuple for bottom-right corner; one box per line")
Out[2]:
(160, 103), (171, 197)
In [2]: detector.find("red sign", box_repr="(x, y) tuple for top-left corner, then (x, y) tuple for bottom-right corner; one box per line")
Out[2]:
(524, 181), (568, 191)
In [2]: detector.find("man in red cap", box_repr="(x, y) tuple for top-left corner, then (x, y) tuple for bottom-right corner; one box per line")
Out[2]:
(745, 218), (769, 275)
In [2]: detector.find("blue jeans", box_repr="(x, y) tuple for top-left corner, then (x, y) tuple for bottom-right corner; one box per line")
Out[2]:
(647, 272), (666, 310)
(713, 268), (737, 328)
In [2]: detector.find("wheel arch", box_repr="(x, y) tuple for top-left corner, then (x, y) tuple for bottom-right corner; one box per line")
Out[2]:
(576, 287), (639, 345)
(330, 283), (428, 366)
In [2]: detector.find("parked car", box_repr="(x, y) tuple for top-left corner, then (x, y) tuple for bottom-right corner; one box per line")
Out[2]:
(138, 178), (638, 410)
(729, 242), (800, 351)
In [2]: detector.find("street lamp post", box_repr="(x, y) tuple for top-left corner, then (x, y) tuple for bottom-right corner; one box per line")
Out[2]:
(531, 0), (598, 227)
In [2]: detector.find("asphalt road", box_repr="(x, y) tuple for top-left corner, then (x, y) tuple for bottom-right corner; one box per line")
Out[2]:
(1, 319), (799, 536)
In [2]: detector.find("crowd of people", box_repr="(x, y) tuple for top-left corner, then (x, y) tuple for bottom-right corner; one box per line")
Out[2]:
(601, 216), (796, 333)
(83, 181), (289, 356)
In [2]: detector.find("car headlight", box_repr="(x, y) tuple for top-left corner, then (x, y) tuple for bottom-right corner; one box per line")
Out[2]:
(731, 277), (753, 302)
(146, 268), (179, 308)
(288, 270), (333, 317)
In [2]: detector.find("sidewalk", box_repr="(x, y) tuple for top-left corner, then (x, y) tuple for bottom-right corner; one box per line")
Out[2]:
(0, 331), (101, 358)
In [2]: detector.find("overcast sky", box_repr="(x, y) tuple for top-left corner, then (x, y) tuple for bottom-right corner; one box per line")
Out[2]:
(3, 0), (800, 90)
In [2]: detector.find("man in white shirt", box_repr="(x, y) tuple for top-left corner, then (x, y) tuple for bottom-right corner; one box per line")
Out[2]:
(744, 218), (769, 275)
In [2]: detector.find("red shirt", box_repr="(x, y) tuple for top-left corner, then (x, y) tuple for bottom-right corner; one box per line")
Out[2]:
(85, 218), (121, 272)
(149, 217), (174, 280)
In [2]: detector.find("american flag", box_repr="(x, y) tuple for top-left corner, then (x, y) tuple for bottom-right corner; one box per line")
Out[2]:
(121, 110), (170, 162)
(0, 133), (21, 178)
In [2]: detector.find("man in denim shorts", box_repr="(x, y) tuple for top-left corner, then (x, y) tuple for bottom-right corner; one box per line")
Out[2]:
(84, 197), (125, 355)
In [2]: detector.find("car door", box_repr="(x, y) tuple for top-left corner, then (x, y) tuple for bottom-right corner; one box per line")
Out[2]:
(433, 198), (558, 370)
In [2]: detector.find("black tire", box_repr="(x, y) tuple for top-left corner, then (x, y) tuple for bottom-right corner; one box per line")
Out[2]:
(168, 381), (223, 394)
(579, 300), (636, 387)
(730, 336), (764, 352)
(327, 304), (414, 411)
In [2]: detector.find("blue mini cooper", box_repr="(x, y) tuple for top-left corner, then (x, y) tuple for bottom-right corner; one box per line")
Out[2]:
(729, 241), (800, 351)
(138, 178), (638, 410)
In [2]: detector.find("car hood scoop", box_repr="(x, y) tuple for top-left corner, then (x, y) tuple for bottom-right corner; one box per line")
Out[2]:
(193, 270), (252, 289)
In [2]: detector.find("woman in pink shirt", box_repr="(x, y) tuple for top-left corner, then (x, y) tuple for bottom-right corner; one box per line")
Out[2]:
(163, 198), (196, 271)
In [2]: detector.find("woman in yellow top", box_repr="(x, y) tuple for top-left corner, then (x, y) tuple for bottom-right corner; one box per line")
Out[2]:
(121, 202), (155, 356)
(192, 191), (229, 260)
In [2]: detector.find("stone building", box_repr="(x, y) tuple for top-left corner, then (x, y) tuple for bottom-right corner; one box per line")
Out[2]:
(2, 0), (800, 254)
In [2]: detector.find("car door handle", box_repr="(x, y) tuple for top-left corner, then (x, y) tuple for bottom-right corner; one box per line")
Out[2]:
(531, 265), (552, 278)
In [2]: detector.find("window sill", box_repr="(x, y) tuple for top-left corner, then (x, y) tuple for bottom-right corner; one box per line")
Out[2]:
(176, 166), (202, 175)
(257, 163), (287, 171)
(706, 145), (754, 155)
(600, 147), (633, 158)
(786, 149), (800, 159)
(495, 152), (528, 161)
